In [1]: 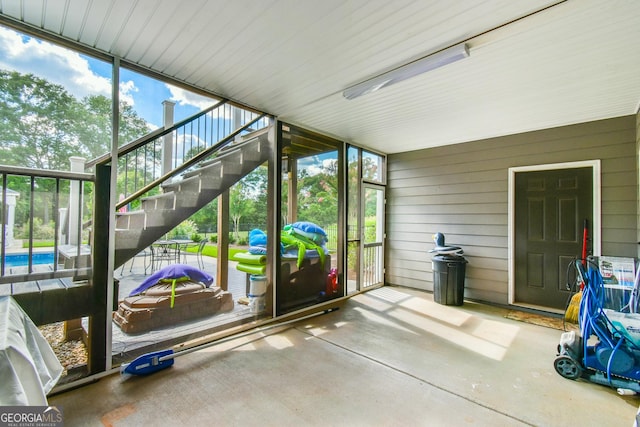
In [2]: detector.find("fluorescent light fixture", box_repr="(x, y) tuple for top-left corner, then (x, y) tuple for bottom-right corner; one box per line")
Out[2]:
(343, 43), (469, 100)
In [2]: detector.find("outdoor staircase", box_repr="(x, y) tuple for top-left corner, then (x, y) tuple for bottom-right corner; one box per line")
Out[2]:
(113, 126), (273, 268)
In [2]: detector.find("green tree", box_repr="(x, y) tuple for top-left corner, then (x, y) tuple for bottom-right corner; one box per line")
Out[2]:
(76, 94), (149, 159)
(230, 183), (254, 241)
(362, 154), (380, 181)
(296, 156), (338, 227)
(229, 166), (268, 239)
(79, 94), (155, 199)
(0, 71), (150, 169)
(239, 165), (268, 228)
(0, 71), (84, 224)
(347, 152), (359, 240)
(0, 70), (83, 170)
(191, 199), (218, 234)
(0, 70), (150, 227)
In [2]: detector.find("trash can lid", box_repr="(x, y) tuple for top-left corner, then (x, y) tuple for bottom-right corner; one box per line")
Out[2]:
(429, 246), (463, 255)
(432, 254), (467, 262)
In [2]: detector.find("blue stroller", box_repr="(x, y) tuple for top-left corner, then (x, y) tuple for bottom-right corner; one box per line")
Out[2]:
(555, 258), (640, 394)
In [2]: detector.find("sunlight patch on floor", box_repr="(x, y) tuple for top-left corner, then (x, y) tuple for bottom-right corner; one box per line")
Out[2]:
(199, 335), (264, 353)
(357, 293), (397, 312)
(470, 318), (519, 348)
(264, 334), (294, 350)
(387, 304), (520, 361)
(399, 297), (472, 327)
(354, 306), (417, 335)
(303, 320), (347, 337)
(367, 287), (414, 304)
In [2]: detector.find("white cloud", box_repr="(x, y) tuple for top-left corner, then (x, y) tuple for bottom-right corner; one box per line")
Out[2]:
(0, 27), (135, 104)
(166, 84), (219, 111)
(118, 80), (137, 105)
(172, 132), (208, 164)
(299, 156), (337, 176)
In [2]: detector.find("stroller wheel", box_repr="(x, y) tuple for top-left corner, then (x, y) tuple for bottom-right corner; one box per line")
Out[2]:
(554, 355), (582, 380)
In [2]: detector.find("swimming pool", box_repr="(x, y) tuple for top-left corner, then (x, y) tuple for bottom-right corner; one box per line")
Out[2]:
(3, 252), (55, 268)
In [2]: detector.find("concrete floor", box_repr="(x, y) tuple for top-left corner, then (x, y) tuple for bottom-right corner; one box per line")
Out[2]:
(49, 286), (639, 426)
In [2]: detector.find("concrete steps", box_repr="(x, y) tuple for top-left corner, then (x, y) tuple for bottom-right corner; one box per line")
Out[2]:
(113, 127), (272, 267)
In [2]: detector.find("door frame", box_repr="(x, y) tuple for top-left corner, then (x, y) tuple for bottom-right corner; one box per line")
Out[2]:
(507, 160), (602, 311)
(361, 183), (385, 290)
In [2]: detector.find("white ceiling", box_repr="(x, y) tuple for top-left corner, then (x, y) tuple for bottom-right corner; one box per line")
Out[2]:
(1, 0), (639, 154)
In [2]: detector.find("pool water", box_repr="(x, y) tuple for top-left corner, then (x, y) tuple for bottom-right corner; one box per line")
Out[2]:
(3, 252), (55, 268)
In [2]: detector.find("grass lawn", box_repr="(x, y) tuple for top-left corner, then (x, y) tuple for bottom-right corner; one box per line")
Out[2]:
(185, 243), (246, 259)
(24, 240), (247, 260)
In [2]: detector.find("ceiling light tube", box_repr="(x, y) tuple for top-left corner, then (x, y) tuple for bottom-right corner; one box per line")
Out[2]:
(342, 42), (469, 100)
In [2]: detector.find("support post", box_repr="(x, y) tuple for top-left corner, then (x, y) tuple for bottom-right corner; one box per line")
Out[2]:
(287, 160), (297, 224)
(161, 100), (176, 176)
(62, 157), (86, 342)
(217, 191), (229, 291)
(5, 191), (17, 247)
(68, 157), (85, 245)
(232, 105), (242, 130)
(268, 122), (281, 316)
(88, 164), (110, 374)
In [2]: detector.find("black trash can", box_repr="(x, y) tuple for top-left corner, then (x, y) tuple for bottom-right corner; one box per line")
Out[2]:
(432, 254), (467, 306)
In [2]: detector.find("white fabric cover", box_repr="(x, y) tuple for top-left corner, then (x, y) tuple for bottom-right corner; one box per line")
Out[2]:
(0, 296), (63, 405)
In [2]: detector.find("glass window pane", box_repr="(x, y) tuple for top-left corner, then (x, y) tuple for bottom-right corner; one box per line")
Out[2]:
(280, 142), (341, 314)
(118, 67), (219, 139)
(0, 25), (112, 169)
(362, 150), (384, 184)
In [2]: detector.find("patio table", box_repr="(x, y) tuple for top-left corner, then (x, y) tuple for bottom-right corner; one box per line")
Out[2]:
(171, 239), (196, 264)
(150, 240), (181, 271)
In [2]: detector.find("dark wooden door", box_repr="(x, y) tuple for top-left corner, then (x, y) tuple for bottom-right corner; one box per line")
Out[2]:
(514, 167), (592, 309)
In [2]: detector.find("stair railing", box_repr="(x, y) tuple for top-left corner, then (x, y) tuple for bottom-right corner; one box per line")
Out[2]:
(115, 113), (267, 212)
(0, 164), (94, 285)
(84, 99), (271, 212)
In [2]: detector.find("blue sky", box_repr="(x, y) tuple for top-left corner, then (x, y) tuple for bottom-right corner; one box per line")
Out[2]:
(0, 25), (215, 130)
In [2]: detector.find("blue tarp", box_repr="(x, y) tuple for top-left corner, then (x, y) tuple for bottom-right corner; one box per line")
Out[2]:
(129, 264), (214, 297)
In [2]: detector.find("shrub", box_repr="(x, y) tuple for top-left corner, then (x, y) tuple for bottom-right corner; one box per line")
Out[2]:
(169, 220), (198, 239)
(16, 218), (55, 240)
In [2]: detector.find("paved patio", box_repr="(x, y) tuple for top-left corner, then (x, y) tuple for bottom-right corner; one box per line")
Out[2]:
(111, 248), (260, 363)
